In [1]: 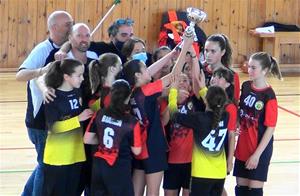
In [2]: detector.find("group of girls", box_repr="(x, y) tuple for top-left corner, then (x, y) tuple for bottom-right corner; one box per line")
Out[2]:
(41, 27), (282, 196)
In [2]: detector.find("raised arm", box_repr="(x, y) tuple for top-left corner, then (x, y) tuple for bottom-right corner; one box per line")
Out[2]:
(171, 33), (194, 75)
(147, 47), (177, 77)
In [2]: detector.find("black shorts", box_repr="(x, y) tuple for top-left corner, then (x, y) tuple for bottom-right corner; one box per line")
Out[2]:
(233, 159), (269, 182)
(190, 177), (225, 196)
(163, 163), (191, 190)
(132, 150), (168, 174)
(43, 162), (83, 196)
(91, 157), (133, 196)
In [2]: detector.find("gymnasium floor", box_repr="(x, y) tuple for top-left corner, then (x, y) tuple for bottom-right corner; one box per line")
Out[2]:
(0, 71), (299, 195)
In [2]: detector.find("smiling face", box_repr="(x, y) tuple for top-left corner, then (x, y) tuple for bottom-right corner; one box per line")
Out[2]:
(210, 75), (229, 89)
(70, 24), (91, 52)
(178, 73), (191, 91)
(136, 62), (151, 86)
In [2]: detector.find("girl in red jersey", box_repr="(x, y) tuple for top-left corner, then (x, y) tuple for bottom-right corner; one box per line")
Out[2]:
(202, 33), (240, 101)
(122, 34), (194, 196)
(164, 73), (194, 196)
(84, 79), (142, 196)
(233, 52), (282, 196)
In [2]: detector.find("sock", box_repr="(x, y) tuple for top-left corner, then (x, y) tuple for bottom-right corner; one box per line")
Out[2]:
(235, 185), (248, 196)
(248, 188), (263, 196)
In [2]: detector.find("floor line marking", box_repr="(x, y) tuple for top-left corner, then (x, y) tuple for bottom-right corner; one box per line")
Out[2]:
(278, 105), (300, 118)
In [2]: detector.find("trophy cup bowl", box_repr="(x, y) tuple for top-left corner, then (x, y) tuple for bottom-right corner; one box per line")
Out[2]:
(185, 7), (207, 38)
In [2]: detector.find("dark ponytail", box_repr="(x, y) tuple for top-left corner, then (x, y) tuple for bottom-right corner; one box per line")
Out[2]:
(205, 86), (227, 130)
(45, 59), (83, 89)
(105, 79), (131, 119)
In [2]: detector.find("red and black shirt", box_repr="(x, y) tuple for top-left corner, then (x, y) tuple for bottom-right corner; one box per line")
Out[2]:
(235, 81), (277, 163)
(89, 110), (142, 166)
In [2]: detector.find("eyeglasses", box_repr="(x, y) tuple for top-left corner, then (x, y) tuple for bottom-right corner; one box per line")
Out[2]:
(115, 18), (134, 26)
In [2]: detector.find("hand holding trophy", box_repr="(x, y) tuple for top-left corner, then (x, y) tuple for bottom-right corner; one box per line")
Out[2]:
(185, 7), (207, 39)
(176, 7), (207, 50)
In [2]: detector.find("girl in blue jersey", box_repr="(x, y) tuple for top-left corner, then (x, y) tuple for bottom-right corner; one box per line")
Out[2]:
(43, 59), (93, 196)
(170, 86), (229, 196)
(84, 79), (142, 196)
(234, 52), (282, 196)
(122, 33), (194, 196)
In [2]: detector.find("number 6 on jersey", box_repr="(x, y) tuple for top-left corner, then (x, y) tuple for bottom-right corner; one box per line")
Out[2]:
(103, 127), (115, 148)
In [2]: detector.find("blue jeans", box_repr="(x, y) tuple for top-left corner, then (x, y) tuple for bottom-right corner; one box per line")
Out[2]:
(21, 128), (47, 196)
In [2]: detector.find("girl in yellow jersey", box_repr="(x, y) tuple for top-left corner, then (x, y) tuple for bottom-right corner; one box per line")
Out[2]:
(170, 86), (229, 196)
(43, 59), (93, 196)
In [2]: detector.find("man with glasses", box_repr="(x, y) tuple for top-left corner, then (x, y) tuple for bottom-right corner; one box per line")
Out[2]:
(90, 18), (134, 63)
(56, 18), (134, 64)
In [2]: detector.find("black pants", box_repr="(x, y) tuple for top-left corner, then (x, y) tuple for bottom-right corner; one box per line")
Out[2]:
(91, 158), (134, 196)
(190, 177), (225, 196)
(43, 162), (83, 196)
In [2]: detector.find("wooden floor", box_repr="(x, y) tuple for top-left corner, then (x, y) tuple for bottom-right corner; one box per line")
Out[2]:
(0, 71), (299, 195)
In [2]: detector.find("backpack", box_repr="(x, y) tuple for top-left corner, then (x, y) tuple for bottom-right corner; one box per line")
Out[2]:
(158, 10), (207, 56)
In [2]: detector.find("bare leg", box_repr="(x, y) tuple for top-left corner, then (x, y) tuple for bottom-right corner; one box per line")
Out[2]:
(132, 169), (146, 196)
(145, 171), (164, 196)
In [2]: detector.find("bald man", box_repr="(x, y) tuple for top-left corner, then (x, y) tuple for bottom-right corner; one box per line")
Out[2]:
(16, 10), (73, 196)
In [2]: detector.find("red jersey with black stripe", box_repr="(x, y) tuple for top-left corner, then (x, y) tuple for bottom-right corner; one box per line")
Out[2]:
(235, 81), (277, 163)
(168, 97), (194, 164)
(130, 79), (167, 159)
(90, 110), (142, 166)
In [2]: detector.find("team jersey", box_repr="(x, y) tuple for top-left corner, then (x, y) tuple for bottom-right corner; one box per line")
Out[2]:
(67, 51), (98, 109)
(44, 88), (86, 165)
(203, 63), (240, 101)
(174, 111), (229, 179)
(235, 81), (277, 164)
(90, 110), (142, 166)
(19, 39), (60, 130)
(88, 86), (111, 112)
(130, 79), (167, 159)
(168, 97), (194, 164)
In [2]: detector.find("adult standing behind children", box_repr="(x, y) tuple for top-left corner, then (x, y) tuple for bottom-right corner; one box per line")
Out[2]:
(16, 10), (73, 196)
(56, 18), (135, 64)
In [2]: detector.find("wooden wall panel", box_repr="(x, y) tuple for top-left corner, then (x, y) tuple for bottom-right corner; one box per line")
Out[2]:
(0, 0), (9, 67)
(229, 0), (240, 64)
(0, 0), (300, 70)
